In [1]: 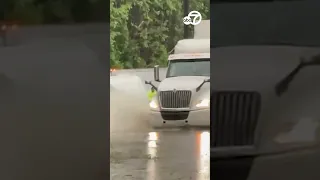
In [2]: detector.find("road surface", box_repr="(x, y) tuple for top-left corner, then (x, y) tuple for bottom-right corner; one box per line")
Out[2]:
(111, 129), (210, 180)
(110, 71), (210, 180)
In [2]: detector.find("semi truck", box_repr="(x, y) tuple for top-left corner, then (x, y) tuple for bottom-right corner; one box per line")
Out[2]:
(145, 20), (210, 127)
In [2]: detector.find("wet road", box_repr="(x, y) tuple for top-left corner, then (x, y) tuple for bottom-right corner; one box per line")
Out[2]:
(110, 73), (210, 180)
(110, 130), (210, 180)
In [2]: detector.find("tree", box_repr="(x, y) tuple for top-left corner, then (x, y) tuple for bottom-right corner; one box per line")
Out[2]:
(110, 0), (209, 69)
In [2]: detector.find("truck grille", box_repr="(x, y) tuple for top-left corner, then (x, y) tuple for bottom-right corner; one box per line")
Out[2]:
(159, 90), (192, 108)
(211, 91), (261, 148)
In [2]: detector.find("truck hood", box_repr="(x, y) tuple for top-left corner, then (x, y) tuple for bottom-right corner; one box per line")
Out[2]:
(212, 45), (320, 155)
(158, 76), (210, 91)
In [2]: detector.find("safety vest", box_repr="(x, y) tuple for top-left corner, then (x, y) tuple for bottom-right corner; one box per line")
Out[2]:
(147, 90), (157, 101)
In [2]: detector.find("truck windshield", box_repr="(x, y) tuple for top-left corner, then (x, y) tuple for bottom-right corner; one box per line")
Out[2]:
(166, 59), (210, 77)
(211, 0), (320, 47)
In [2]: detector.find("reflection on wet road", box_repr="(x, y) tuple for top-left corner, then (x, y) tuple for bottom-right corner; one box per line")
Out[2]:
(110, 130), (210, 180)
(110, 72), (209, 179)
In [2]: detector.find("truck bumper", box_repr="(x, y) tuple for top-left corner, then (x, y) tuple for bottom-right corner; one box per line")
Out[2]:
(149, 109), (210, 127)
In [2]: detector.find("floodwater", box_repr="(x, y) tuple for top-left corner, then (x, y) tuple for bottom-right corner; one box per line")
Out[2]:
(110, 130), (210, 180)
(110, 78), (210, 180)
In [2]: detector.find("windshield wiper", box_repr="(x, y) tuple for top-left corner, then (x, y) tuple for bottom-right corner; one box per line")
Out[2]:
(275, 54), (320, 96)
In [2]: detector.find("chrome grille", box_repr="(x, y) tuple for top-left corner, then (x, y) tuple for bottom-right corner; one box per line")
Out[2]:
(159, 90), (192, 108)
(211, 91), (261, 147)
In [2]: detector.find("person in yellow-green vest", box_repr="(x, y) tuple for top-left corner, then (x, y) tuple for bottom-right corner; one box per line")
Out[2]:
(147, 87), (157, 101)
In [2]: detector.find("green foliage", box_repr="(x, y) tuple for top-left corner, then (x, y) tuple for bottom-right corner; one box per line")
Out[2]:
(110, 0), (132, 68)
(110, 0), (209, 69)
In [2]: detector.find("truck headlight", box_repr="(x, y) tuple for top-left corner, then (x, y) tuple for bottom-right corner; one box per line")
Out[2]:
(196, 99), (210, 108)
(149, 99), (159, 109)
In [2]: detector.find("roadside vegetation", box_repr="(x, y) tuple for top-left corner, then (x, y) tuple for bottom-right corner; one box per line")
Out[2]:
(110, 0), (209, 68)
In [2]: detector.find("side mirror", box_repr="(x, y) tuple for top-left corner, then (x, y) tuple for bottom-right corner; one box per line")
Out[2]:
(154, 65), (160, 82)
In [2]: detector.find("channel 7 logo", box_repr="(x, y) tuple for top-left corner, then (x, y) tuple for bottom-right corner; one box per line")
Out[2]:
(183, 11), (202, 26)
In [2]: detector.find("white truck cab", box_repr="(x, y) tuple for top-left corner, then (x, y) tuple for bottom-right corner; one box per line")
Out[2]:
(146, 26), (210, 127)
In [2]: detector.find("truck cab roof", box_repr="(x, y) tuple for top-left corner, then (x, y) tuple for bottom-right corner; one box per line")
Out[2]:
(174, 39), (210, 54)
(168, 53), (210, 60)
